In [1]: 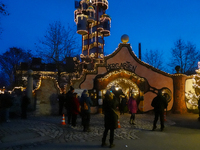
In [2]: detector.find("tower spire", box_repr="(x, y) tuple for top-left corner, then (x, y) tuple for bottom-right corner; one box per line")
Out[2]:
(74, 0), (111, 59)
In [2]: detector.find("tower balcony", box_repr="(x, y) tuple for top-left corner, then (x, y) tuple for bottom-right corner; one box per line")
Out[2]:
(92, 0), (108, 10)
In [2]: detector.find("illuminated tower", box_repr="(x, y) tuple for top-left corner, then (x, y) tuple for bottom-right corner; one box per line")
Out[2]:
(74, 0), (111, 59)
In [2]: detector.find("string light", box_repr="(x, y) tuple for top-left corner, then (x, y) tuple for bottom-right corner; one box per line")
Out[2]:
(185, 69), (200, 108)
(100, 69), (144, 82)
(106, 77), (139, 95)
(33, 75), (62, 94)
(11, 86), (25, 93)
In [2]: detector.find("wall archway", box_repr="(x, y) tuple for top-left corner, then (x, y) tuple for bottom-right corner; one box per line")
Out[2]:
(94, 69), (149, 97)
(104, 78), (140, 97)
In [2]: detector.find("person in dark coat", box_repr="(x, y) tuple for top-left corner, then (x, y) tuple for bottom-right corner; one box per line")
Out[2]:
(151, 90), (168, 131)
(65, 86), (74, 125)
(58, 92), (65, 116)
(71, 93), (80, 127)
(198, 99), (200, 121)
(80, 90), (93, 132)
(101, 90), (118, 148)
(119, 95), (127, 115)
(21, 91), (30, 119)
(1, 91), (13, 122)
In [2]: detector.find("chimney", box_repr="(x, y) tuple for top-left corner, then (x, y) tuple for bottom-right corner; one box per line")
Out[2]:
(139, 43), (141, 60)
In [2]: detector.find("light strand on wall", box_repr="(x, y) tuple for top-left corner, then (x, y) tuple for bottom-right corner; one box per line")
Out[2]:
(33, 75), (62, 93)
(186, 70), (200, 108)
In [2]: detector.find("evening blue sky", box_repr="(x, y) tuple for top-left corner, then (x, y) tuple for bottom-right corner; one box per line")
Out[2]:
(0, 0), (200, 62)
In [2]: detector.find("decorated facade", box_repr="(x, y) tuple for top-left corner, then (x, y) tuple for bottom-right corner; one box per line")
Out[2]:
(14, 0), (199, 115)
(19, 35), (197, 115)
(71, 40), (174, 112)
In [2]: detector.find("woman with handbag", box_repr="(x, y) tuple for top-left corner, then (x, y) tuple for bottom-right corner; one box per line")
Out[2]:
(128, 94), (138, 125)
(101, 90), (118, 148)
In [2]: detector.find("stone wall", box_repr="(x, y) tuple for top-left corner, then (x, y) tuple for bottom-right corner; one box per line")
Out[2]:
(35, 78), (60, 115)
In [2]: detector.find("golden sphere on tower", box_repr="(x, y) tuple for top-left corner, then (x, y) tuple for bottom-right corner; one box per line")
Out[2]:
(121, 34), (129, 43)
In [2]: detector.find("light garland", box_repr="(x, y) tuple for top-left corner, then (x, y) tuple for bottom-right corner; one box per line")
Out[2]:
(70, 68), (97, 83)
(106, 77), (139, 95)
(11, 86), (25, 93)
(185, 91), (198, 108)
(185, 69), (200, 108)
(82, 42), (104, 51)
(33, 75), (62, 94)
(100, 69), (144, 82)
(92, 0), (109, 8)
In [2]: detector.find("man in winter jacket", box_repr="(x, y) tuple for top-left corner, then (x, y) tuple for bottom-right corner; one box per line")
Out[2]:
(102, 90), (117, 148)
(151, 90), (168, 131)
(80, 90), (93, 132)
(65, 86), (74, 125)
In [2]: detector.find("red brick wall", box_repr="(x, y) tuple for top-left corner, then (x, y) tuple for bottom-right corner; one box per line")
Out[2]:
(172, 74), (188, 113)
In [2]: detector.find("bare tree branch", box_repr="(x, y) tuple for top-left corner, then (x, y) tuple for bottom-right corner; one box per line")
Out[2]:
(36, 21), (80, 63)
(169, 39), (200, 74)
(143, 49), (165, 70)
(0, 47), (32, 88)
(36, 21), (80, 84)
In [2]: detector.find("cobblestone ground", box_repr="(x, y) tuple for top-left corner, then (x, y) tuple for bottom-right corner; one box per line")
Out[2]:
(0, 113), (175, 150)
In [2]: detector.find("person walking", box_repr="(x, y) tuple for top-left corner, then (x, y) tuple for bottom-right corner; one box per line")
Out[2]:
(151, 90), (168, 131)
(80, 90), (93, 132)
(101, 90), (118, 148)
(71, 93), (80, 127)
(128, 94), (138, 125)
(21, 91), (30, 119)
(65, 86), (74, 125)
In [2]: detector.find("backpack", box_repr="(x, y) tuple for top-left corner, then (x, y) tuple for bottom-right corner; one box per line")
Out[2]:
(83, 101), (88, 110)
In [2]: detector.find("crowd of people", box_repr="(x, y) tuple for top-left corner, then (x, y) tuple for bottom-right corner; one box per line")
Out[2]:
(0, 90), (30, 122)
(58, 86), (93, 131)
(58, 87), (118, 148)
(0, 86), (169, 149)
(58, 87), (169, 148)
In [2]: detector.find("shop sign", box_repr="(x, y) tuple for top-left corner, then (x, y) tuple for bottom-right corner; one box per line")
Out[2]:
(106, 61), (137, 72)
